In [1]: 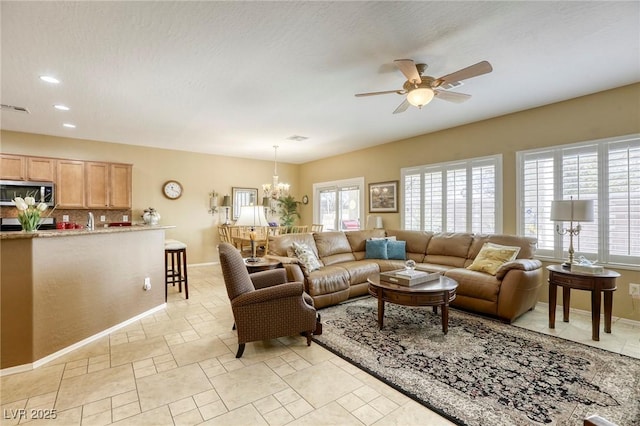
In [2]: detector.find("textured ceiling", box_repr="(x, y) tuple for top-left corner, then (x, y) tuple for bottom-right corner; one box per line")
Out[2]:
(1, 1), (639, 164)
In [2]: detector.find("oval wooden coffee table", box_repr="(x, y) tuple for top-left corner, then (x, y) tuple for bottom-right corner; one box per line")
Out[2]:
(367, 273), (458, 334)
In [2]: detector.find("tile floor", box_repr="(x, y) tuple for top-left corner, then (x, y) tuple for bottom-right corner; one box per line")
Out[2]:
(1, 264), (638, 425)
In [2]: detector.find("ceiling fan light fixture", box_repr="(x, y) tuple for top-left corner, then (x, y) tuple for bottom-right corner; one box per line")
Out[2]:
(406, 87), (434, 108)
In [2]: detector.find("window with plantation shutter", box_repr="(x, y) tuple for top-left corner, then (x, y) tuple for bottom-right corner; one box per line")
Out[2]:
(401, 155), (502, 233)
(517, 134), (640, 268)
(403, 172), (422, 231)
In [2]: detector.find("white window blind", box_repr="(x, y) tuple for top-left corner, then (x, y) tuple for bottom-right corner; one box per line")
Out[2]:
(517, 134), (640, 268)
(402, 155), (502, 233)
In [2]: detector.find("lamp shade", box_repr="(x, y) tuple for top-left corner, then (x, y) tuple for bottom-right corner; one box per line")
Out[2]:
(221, 195), (231, 207)
(550, 199), (594, 222)
(235, 205), (269, 227)
(406, 87), (434, 107)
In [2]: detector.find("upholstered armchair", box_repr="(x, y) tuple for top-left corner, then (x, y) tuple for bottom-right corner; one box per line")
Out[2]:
(218, 242), (318, 358)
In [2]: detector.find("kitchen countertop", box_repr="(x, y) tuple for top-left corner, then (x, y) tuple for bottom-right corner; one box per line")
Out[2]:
(0, 224), (175, 240)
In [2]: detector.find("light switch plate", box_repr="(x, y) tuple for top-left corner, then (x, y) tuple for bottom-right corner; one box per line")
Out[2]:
(123, 215), (128, 222)
(100, 215), (106, 222)
(63, 215), (69, 222)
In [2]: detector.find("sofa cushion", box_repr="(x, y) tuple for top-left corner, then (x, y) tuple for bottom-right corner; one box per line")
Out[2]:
(336, 260), (380, 285)
(467, 234), (537, 262)
(467, 242), (521, 275)
(314, 231), (356, 265)
(365, 239), (388, 259)
(345, 229), (386, 259)
(268, 233), (318, 258)
(292, 241), (322, 274)
(387, 240), (406, 260)
(305, 266), (350, 297)
(424, 232), (473, 267)
(444, 268), (501, 302)
(385, 230), (433, 262)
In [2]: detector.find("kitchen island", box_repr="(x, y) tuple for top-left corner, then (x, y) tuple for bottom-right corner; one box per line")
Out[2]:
(1, 225), (172, 372)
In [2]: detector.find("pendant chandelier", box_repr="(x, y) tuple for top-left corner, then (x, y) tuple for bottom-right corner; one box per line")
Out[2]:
(262, 145), (290, 200)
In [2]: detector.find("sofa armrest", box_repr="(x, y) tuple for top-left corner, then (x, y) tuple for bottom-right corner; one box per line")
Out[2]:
(250, 268), (288, 289)
(495, 259), (542, 280)
(233, 282), (304, 307)
(283, 263), (307, 283)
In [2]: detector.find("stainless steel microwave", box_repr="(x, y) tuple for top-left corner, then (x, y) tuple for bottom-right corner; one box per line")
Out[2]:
(0, 180), (55, 206)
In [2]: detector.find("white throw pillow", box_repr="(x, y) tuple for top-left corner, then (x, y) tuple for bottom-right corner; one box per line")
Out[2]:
(292, 241), (322, 273)
(467, 242), (521, 276)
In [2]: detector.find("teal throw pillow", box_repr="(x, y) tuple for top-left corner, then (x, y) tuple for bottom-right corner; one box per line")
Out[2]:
(365, 239), (388, 259)
(387, 240), (406, 260)
(292, 241), (322, 273)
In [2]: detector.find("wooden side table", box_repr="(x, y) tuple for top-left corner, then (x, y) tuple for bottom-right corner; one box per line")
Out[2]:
(243, 257), (282, 274)
(547, 264), (619, 341)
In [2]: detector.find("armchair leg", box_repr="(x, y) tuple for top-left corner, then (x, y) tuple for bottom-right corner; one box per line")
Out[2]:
(235, 343), (245, 358)
(232, 322), (236, 330)
(305, 332), (312, 346)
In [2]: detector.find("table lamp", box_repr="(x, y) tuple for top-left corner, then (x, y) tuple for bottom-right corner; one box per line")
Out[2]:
(221, 195), (231, 225)
(550, 197), (594, 267)
(235, 204), (269, 263)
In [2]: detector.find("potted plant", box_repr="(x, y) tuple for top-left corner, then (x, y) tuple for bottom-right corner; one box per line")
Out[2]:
(278, 195), (300, 231)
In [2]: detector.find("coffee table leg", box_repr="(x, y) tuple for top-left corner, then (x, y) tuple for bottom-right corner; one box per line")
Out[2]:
(378, 297), (385, 329)
(441, 304), (449, 334)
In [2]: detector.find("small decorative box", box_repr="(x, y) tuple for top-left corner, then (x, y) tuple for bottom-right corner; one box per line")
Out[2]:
(570, 264), (604, 274)
(379, 269), (441, 286)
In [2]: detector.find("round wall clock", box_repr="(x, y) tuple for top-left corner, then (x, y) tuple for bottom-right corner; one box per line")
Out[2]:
(302, 195), (309, 205)
(162, 180), (183, 199)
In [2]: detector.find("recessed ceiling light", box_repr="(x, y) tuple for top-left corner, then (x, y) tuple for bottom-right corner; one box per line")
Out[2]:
(63, 123), (76, 128)
(54, 104), (70, 111)
(39, 75), (60, 84)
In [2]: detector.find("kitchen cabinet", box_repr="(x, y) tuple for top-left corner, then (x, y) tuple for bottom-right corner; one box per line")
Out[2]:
(0, 154), (26, 180)
(86, 162), (132, 209)
(27, 157), (56, 182)
(110, 163), (132, 209)
(56, 160), (86, 208)
(86, 162), (109, 208)
(2, 153), (132, 209)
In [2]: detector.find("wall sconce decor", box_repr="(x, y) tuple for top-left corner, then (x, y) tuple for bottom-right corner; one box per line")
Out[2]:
(209, 191), (219, 214)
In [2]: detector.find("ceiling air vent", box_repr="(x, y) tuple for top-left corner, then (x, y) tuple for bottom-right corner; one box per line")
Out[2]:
(287, 135), (308, 142)
(1, 104), (31, 114)
(439, 81), (464, 91)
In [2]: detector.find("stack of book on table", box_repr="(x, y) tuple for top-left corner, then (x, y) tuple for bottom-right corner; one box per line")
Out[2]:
(379, 269), (441, 286)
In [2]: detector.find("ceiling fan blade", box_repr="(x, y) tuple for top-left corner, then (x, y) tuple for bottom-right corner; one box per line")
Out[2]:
(394, 59), (421, 84)
(392, 99), (410, 114)
(434, 90), (472, 103)
(355, 90), (405, 97)
(434, 61), (493, 87)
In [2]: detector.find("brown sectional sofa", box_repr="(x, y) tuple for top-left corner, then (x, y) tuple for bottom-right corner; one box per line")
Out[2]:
(267, 229), (543, 323)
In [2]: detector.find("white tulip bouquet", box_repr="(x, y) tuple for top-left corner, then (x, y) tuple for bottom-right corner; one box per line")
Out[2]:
(12, 196), (48, 232)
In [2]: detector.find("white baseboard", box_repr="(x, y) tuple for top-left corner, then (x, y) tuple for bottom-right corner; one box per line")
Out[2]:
(0, 303), (166, 377)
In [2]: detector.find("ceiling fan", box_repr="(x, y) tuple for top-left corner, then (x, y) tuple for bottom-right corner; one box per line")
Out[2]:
(355, 59), (493, 114)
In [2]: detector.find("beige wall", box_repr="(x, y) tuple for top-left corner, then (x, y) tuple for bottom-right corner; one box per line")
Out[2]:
(2, 83), (639, 321)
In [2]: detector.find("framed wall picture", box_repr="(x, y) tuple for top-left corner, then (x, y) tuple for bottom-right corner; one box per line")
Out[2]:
(231, 187), (258, 220)
(369, 181), (398, 213)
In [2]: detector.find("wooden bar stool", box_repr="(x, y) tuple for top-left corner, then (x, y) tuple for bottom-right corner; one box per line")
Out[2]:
(165, 239), (188, 301)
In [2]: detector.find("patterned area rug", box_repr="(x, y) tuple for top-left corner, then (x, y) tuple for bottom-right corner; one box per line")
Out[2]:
(312, 297), (640, 426)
